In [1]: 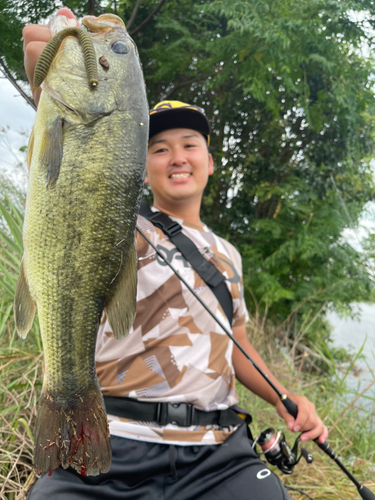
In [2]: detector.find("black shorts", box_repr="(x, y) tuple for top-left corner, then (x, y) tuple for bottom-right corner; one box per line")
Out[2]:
(28, 424), (292, 500)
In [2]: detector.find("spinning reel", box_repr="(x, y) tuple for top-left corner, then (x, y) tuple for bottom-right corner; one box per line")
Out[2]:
(254, 428), (313, 475)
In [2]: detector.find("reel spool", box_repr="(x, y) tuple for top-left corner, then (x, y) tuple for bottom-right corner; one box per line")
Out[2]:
(256, 428), (313, 475)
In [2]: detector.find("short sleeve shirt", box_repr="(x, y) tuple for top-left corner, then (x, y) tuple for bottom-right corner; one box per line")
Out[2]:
(95, 212), (249, 445)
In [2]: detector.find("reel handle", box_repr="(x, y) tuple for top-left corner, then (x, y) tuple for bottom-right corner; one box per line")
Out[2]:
(301, 447), (314, 464)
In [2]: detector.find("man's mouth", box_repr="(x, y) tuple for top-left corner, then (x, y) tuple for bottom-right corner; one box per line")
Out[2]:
(169, 173), (192, 179)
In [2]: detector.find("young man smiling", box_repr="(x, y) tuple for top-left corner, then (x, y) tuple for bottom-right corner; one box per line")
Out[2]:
(146, 127), (214, 219)
(24, 9), (327, 500)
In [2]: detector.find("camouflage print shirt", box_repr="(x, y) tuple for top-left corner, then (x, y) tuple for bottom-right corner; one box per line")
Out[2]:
(95, 211), (249, 445)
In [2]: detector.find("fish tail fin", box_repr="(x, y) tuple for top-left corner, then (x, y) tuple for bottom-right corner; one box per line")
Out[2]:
(33, 383), (111, 477)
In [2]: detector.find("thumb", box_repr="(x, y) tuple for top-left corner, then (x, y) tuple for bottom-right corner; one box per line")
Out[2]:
(56, 7), (80, 26)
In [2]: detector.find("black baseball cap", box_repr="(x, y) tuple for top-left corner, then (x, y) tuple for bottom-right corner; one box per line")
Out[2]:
(149, 100), (210, 145)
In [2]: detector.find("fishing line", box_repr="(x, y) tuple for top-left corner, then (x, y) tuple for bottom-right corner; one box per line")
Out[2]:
(136, 224), (375, 500)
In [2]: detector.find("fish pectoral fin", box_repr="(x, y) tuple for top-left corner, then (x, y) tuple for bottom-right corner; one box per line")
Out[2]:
(106, 243), (137, 340)
(14, 259), (36, 339)
(41, 116), (63, 188)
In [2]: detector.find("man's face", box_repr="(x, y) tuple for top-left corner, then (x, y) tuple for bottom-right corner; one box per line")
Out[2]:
(146, 128), (214, 209)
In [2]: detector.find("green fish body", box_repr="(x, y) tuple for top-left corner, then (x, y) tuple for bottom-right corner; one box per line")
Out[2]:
(14, 14), (148, 477)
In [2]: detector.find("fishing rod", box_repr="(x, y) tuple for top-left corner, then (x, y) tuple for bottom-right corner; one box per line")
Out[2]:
(136, 225), (375, 500)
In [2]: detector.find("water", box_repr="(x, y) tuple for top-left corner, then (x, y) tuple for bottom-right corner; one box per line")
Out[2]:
(327, 303), (375, 406)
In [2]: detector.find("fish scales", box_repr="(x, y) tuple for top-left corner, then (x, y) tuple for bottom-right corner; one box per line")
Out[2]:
(14, 14), (148, 477)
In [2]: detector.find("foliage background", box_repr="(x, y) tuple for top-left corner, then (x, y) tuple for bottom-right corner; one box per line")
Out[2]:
(1, 0), (375, 355)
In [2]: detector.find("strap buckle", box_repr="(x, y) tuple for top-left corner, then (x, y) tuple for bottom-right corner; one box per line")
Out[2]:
(148, 212), (182, 238)
(156, 402), (195, 427)
(162, 221), (182, 238)
(154, 220), (182, 238)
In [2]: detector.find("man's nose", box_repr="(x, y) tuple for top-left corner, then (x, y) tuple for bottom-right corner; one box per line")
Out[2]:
(170, 147), (187, 166)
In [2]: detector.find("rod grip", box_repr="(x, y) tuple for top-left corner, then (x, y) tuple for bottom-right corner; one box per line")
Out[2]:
(281, 395), (298, 419)
(357, 485), (375, 500)
(314, 439), (336, 459)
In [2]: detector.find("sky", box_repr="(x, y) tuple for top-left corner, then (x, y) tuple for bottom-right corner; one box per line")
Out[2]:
(0, 77), (35, 189)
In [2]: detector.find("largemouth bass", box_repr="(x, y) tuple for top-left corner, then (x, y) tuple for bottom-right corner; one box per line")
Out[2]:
(14, 14), (148, 477)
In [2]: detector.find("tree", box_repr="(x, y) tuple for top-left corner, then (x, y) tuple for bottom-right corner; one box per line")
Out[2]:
(1, 0), (375, 352)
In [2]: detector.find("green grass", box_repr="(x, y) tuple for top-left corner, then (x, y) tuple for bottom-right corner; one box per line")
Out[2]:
(0, 180), (43, 499)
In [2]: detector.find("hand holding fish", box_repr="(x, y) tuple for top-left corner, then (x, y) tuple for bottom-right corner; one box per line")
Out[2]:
(23, 8), (79, 105)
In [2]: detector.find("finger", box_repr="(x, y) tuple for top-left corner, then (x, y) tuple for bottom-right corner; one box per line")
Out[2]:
(24, 40), (48, 105)
(56, 7), (79, 25)
(22, 25), (51, 50)
(23, 10), (78, 55)
(293, 411), (309, 432)
(293, 399), (314, 432)
(24, 40), (47, 86)
(313, 425), (329, 444)
(276, 400), (295, 430)
(300, 422), (327, 442)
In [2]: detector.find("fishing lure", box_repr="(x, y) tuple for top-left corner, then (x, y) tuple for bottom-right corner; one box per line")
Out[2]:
(33, 27), (98, 90)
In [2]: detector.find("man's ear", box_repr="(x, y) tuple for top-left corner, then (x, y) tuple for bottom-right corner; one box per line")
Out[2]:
(144, 174), (149, 185)
(208, 153), (214, 176)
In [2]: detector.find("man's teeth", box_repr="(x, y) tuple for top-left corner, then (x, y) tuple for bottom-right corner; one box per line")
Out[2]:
(170, 173), (191, 179)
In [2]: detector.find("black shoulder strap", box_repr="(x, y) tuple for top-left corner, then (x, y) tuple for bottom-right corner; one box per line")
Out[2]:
(139, 201), (233, 324)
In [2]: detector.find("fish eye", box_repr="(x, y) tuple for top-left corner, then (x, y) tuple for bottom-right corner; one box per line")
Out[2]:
(111, 41), (130, 54)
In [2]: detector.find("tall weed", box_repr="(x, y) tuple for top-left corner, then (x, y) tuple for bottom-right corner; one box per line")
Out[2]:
(0, 180), (42, 499)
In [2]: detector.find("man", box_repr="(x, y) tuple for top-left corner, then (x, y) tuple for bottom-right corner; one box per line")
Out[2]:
(24, 9), (327, 500)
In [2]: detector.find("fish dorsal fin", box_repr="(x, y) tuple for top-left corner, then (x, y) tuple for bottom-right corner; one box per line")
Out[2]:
(40, 116), (63, 188)
(106, 243), (137, 340)
(14, 259), (36, 339)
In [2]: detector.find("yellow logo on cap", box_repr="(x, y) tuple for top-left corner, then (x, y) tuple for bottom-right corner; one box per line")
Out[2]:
(150, 100), (205, 115)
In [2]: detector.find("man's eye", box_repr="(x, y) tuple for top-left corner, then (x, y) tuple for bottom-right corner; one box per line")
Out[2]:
(155, 148), (167, 153)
